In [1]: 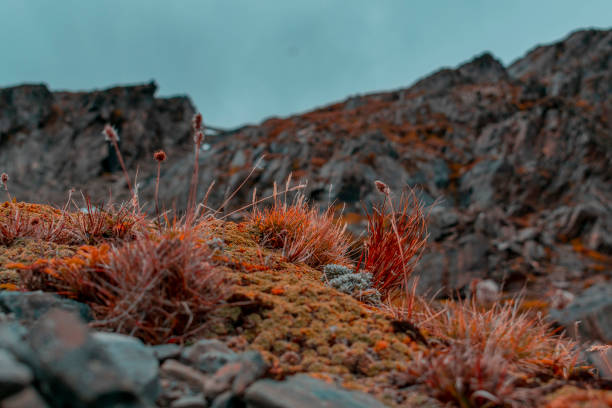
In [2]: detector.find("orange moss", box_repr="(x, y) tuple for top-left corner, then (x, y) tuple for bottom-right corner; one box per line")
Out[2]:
(545, 386), (612, 408)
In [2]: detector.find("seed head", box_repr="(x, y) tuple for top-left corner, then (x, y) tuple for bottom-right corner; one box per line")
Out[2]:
(375, 180), (390, 195)
(588, 344), (612, 353)
(194, 130), (204, 145)
(192, 113), (203, 132)
(154, 150), (167, 162)
(103, 124), (120, 142)
(1, 173), (8, 190)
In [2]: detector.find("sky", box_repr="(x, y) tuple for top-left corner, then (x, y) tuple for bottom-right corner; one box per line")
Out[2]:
(1, 1), (610, 128)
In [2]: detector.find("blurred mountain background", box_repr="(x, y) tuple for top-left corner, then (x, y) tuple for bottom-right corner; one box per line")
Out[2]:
(0, 2), (610, 302)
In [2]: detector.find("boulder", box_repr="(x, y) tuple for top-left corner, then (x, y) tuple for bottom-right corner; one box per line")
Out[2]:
(0, 291), (92, 323)
(549, 283), (612, 342)
(244, 374), (387, 408)
(0, 348), (33, 400)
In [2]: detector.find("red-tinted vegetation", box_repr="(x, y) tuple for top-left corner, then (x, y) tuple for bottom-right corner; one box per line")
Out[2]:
(357, 184), (427, 298)
(12, 231), (227, 344)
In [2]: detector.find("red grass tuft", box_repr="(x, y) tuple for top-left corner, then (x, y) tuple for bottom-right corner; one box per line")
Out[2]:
(14, 231), (228, 344)
(0, 203), (36, 246)
(247, 183), (351, 269)
(405, 298), (582, 407)
(65, 198), (144, 245)
(356, 185), (427, 298)
(408, 340), (523, 407)
(417, 298), (580, 379)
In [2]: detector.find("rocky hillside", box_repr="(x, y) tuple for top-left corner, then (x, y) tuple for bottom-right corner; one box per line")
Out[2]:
(0, 82), (195, 206)
(165, 28), (612, 298)
(1, 29), (611, 299)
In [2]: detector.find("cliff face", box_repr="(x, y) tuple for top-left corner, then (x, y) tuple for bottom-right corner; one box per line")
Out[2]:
(0, 82), (195, 206)
(1, 29), (610, 296)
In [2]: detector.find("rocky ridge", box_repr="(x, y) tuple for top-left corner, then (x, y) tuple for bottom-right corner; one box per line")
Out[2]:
(166, 28), (612, 301)
(1, 25), (612, 404)
(0, 29), (611, 319)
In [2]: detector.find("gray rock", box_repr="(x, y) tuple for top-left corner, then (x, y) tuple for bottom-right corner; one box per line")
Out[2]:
(0, 348), (33, 399)
(182, 339), (237, 374)
(160, 359), (208, 392)
(0, 323), (31, 363)
(549, 283), (612, 342)
(431, 158), (450, 189)
(171, 393), (208, 408)
(204, 351), (267, 400)
(92, 332), (160, 404)
(210, 391), (242, 408)
(456, 234), (489, 273)
(523, 240), (546, 261)
(1, 387), (49, 408)
(459, 159), (512, 209)
(196, 351), (239, 375)
(558, 204), (600, 240)
(150, 343), (182, 362)
(428, 207), (459, 241)
(584, 345), (612, 380)
(0, 291), (92, 323)
(244, 374), (387, 408)
(26, 309), (147, 408)
(1, 29), (611, 311)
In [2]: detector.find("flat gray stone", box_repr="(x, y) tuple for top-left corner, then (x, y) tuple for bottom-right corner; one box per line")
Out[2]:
(182, 339), (238, 374)
(92, 332), (161, 404)
(549, 283), (612, 342)
(244, 374), (387, 408)
(150, 343), (182, 362)
(27, 309), (145, 408)
(0, 348), (33, 399)
(0, 291), (92, 323)
(1, 387), (49, 408)
(171, 393), (208, 408)
(211, 390), (242, 408)
(204, 351), (267, 400)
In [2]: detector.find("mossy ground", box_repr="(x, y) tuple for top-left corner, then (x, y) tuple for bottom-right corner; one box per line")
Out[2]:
(1, 203), (611, 407)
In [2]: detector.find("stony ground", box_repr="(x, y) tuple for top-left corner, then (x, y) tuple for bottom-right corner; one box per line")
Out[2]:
(1, 202), (611, 407)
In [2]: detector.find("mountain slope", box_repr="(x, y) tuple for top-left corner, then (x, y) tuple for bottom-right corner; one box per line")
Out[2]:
(1, 29), (610, 298)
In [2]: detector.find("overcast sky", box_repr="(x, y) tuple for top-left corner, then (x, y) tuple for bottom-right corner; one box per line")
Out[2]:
(1, 1), (610, 128)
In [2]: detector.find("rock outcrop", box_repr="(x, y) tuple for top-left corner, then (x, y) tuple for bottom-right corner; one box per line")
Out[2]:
(1, 29), (611, 299)
(0, 81), (195, 206)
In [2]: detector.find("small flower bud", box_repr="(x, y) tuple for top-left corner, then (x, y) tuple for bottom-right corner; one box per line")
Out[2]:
(154, 150), (167, 162)
(103, 124), (120, 142)
(375, 180), (390, 195)
(194, 130), (204, 146)
(1, 173), (8, 190)
(192, 113), (203, 132)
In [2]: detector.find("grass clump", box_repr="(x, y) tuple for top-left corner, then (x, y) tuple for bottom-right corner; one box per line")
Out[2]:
(357, 182), (427, 298)
(13, 230), (228, 344)
(0, 197), (144, 247)
(247, 179), (352, 269)
(403, 298), (581, 407)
